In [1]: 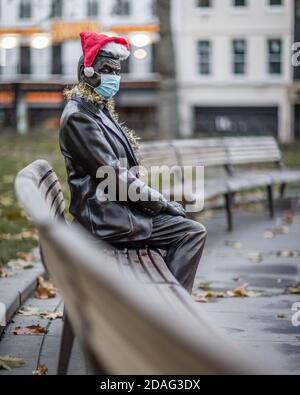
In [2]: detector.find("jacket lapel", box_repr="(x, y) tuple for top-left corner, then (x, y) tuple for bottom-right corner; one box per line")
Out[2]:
(73, 96), (139, 166)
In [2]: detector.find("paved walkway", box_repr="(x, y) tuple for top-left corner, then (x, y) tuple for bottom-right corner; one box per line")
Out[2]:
(193, 199), (300, 374)
(0, 198), (299, 374)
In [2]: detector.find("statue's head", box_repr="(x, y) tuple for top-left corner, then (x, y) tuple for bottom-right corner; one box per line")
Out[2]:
(78, 32), (130, 99)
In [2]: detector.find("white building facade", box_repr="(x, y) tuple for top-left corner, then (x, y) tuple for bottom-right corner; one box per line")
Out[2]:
(0, 0), (157, 81)
(0, 0), (296, 141)
(172, 0), (294, 142)
(0, 0), (159, 133)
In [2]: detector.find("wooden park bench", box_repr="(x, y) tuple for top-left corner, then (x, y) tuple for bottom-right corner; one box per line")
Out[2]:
(140, 136), (300, 231)
(14, 160), (263, 375)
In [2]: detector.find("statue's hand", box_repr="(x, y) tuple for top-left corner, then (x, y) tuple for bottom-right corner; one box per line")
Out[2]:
(165, 201), (186, 218)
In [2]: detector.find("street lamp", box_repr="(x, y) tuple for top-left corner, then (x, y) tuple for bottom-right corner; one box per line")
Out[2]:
(31, 34), (51, 49)
(133, 48), (148, 60)
(1, 35), (19, 49)
(130, 33), (151, 48)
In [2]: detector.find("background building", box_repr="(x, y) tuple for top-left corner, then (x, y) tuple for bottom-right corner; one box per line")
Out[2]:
(173, 0), (294, 142)
(0, 0), (159, 135)
(0, 0), (297, 142)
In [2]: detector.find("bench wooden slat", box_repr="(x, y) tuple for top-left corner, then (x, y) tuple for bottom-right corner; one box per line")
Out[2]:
(38, 221), (259, 374)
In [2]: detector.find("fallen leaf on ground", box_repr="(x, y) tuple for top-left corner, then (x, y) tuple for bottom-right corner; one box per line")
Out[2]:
(0, 230), (38, 241)
(0, 196), (14, 207)
(226, 283), (259, 298)
(13, 325), (48, 335)
(193, 290), (226, 303)
(2, 175), (15, 184)
(195, 281), (212, 291)
(0, 355), (26, 370)
(246, 252), (263, 263)
(282, 213), (294, 225)
(224, 240), (242, 249)
(5, 209), (26, 221)
(193, 295), (209, 303)
(32, 364), (48, 375)
(277, 314), (286, 319)
(38, 276), (56, 291)
(0, 267), (15, 278)
(8, 259), (34, 270)
(18, 307), (63, 320)
(286, 282), (300, 295)
(17, 251), (39, 261)
(264, 226), (289, 239)
(35, 277), (57, 300)
(277, 250), (299, 258)
(35, 287), (56, 300)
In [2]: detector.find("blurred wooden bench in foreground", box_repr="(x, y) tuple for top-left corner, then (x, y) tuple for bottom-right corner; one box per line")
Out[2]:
(14, 160), (264, 375)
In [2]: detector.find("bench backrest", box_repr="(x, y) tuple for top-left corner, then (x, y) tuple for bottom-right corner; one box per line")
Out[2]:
(15, 160), (65, 221)
(139, 141), (179, 170)
(172, 138), (228, 168)
(15, 160), (262, 374)
(224, 136), (282, 166)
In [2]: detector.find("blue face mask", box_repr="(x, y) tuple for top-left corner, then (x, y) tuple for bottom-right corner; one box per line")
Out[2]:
(94, 74), (121, 100)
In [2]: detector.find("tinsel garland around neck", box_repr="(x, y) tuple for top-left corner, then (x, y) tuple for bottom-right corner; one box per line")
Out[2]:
(63, 82), (141, 156)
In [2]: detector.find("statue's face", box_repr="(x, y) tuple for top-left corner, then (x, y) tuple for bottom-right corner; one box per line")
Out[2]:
(79, 54), (121, 88)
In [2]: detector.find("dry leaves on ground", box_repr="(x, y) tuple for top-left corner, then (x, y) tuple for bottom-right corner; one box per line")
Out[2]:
(18, 307), (63, 320)
(7, 251), (39, 271)
(286, 282), (300, 295)
(194, 281), (212, 291)
(8, 260), (34, 271)
(0, 230), (38, 241)
(246, 252), (263, 263)
(224, 240), (242, 249)
(264, 226), (289, 239)
(32, 364), (48, 375)
(0, 355), (26, 370)
(193, 283), (259, 303)
(277, 314), (286, 319)
(277, 250), (299, 258)
(35, 277), (57, 300)
(13, 325), (48, 335)
(0, 196), (14, 207)
(0, 267), (15, 278)
(226, 283), (259, 298)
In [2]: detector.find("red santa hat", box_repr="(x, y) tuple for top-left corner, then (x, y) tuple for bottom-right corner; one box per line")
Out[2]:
(80, 32), (130, 77)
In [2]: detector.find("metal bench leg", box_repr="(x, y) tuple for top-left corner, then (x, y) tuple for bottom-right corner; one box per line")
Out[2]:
(280, 183), (287, 199)
(267, 185), (274, 219)
(225, 193), (233, 232)
(57, 311), (74, 375)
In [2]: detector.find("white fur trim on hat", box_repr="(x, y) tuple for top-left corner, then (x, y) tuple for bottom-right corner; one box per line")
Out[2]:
(101, 42), (130, 60)
(84, 67), (95, 77)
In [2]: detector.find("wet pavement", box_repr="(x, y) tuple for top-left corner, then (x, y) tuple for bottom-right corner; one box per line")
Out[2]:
(193, 199), (300, 374)
(0, 197), (299, 375)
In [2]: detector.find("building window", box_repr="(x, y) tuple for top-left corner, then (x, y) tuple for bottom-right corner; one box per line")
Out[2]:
(87, 0), (99, 17)
(232, 39), (247, 75)
(268, 39), (282, 75)
(268, 0), (283, 6)
(233, 0), (247, 7)
(51, 0), (63, 18)
(197, 40), (211, 75)
(19, 0), (31, 19)
(20, 46), (31, 74)
(196, 0), (212, 7)
(151, 42), (158, 73)
(51, 44), (62, 74)
(111, 0), (131, 16)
